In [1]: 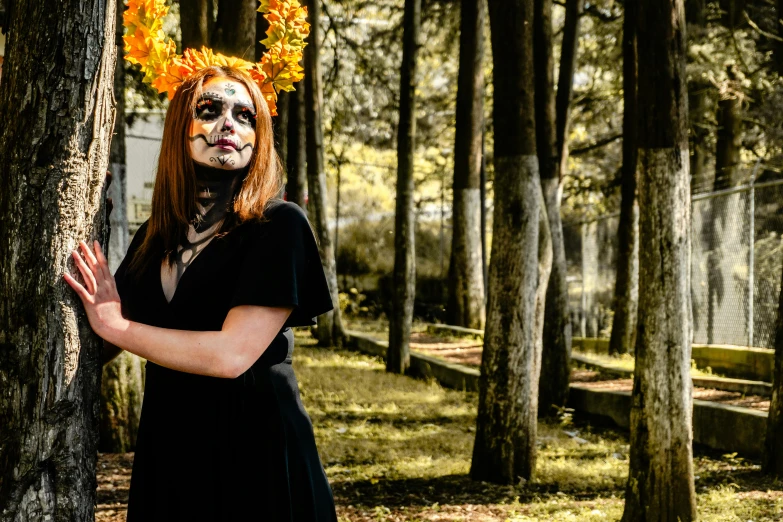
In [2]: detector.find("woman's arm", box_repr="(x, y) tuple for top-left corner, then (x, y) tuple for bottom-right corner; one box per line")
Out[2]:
(65, 240), (292, 379)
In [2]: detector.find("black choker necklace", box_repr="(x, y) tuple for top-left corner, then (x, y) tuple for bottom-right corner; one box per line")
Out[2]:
(192, 163), (248, 233)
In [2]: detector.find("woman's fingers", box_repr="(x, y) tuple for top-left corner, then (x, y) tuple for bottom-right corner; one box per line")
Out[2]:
(72, 250), (97, 294)
(93, 241), (112, 282)
(79, 240), (100, 276)
(63, 272), (93, 302)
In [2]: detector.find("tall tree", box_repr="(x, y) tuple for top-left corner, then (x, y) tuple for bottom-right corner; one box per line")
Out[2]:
(621, 0), (697, 520)
(286, 85), (308, 208)
(212, 0), (258, 58)
(387, 0), (421, 374)
(472, 0), (552, 483)
(764, 240), (783, 475)
(446, 0), (486, 330)
(608, 0), (639, 357)
(303, 0), (344, 346)
(179, 0), (212, 50)
(537, 0), (583, 416)
(0, 0), (116, 518)
(100, 0), (144, 453)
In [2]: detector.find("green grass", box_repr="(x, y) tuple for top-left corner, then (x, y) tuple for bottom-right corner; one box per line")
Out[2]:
(293, 332), (783, 521)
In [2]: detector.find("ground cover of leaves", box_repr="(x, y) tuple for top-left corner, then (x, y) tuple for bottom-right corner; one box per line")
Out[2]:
(96, 333), (783, 521)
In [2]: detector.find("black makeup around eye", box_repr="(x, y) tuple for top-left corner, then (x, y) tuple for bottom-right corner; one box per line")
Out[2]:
(234, 105), (257, 126)
(194, 97), (223, 121)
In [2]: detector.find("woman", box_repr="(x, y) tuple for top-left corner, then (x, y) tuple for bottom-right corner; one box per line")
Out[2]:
(64, 66), (338, 521)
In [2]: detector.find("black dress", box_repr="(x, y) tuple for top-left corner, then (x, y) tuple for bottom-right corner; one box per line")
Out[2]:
(115, 201), (337, 521)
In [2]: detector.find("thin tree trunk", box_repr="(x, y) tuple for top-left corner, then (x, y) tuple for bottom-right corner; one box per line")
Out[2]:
(555, 0), (584, 175)
(212, 0), (257, 59)
(286, 84), (308, 209)
(0, 0), (117, 518)
(180, 0), (211, 50)
(686, 0), (712, 194)
(387, 0), (421, 374)
(764, 249), (783, 475)
(446, 0), (486, 330)
(621, 0), (697, 520)
(472, 0), (550, 484)
(537, 0), (581, 416)
(303, 0), (344, 346)
(608, 0), (639, 357)
(100, 0), (144, 453)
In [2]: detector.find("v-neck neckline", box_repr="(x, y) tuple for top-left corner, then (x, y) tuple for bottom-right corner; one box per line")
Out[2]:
(159, 231), (223, 306)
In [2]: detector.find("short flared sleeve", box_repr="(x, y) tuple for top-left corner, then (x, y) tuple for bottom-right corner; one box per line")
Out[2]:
(114, 220), (149, 320)
(229, 201), (334, 328)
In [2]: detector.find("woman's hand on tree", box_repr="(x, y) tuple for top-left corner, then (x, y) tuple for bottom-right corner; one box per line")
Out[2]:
(64, 240), (128, 339)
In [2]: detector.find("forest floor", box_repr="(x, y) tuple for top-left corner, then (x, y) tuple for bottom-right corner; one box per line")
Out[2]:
(96, 330), (783, 521)
(347, 319), (772, 412)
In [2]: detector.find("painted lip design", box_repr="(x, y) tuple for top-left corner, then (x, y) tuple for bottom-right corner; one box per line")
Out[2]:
(207, 134), (240, 150)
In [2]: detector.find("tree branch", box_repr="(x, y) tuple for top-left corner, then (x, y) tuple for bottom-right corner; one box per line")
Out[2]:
(570, 133), (623, 156)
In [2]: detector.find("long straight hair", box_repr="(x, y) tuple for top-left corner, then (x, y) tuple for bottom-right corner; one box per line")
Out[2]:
(129, 66), (282, 275)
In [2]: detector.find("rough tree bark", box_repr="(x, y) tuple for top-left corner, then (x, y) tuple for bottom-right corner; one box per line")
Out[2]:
(387, 0), (421, 374)
(608, 0), (639, 357)
(621, 0), (697, 520)
(303, 0), (344, 346)
(212, 0), (258, 59)
(0, 0), (117, 518)
(536, 0), (578, 416)
(446, 0), (486, 330)
(100, 0), (144, 454)
(764, 244), (783, 475)
(471, 0), (552, 483)
(179, 0), (212, 50)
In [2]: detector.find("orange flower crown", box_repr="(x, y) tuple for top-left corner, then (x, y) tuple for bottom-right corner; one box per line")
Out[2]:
(122, 0), (310, 116)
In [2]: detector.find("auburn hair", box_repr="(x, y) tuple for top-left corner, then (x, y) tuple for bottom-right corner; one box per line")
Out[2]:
(129, 66), (283, 275)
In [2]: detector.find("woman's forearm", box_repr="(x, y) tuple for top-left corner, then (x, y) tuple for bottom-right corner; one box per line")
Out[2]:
(100, 305), (292, 379)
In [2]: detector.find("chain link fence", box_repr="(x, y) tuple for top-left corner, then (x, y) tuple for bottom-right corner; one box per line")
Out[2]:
(565, 178), (783, 348)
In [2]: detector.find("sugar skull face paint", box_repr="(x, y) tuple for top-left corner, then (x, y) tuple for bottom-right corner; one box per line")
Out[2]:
(189, 77), (257, 169)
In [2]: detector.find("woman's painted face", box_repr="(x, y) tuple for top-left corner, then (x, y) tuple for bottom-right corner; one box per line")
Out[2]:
(189, 77), (257, 169)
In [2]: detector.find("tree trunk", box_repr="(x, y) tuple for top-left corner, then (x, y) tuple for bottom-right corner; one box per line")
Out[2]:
(554, 0), (584, 175)
(446, 0), (486, 330)
(0, 0), (116, 518)
(535, 0), (574, 417)
(212, 0), (257, 58)
(180, 0), (212, 50)
(706, 65), (743, 345)
(100, 0), (144, 454)
(286, 84), (308, 209)
(621, 1), (697, 520)
(608, 0), (639, 357)
(764, 250), (783, 475)
(303, 0), (344, 346)
(387, 0), (421, 374)
(472, 0), (550, 483)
